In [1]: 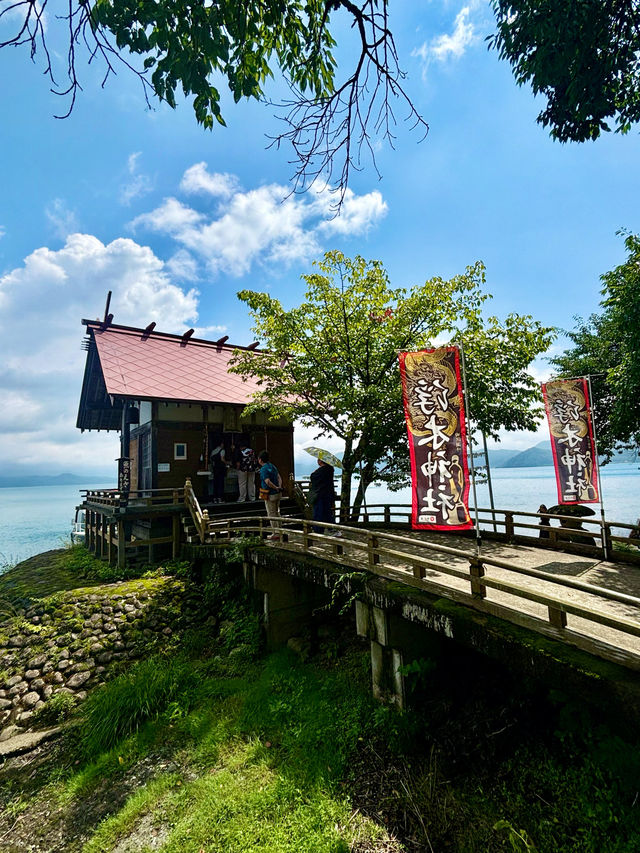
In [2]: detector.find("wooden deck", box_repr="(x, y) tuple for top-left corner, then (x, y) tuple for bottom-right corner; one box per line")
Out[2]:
(205, 515), (640, 672)
(80, 481), (640, 671)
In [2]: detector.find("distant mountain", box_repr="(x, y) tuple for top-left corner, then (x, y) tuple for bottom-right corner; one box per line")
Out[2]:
(495, 441), (553, 468)
(0, 473), (113, 489)
(491, 441), (638, 469)
(473, 448), (520, 468)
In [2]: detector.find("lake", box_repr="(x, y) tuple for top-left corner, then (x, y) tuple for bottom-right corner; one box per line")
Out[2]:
(0, 483), (112, 568)
(363, 462), (640, 532)
(1, 464), (639, 568)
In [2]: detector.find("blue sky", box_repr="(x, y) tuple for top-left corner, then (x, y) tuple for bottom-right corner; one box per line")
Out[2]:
(1, 1), (639, 477)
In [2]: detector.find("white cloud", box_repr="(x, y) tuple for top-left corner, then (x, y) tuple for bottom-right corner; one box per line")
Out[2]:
(130, 197), (205, 235)
(0, 233), (200, 473)
(0, 226), (5, 239)
(317, 188), (388, 235)
(166, 249), (200, 281)
(413, 2), (485, 73)
(180, 163), (239, 199)
(0, 391), (43, 433)
(193, 323), (228, 338)
(45, 198), (78, 239)
(132, 169), (388, 277)
(119, 151), (154, 205)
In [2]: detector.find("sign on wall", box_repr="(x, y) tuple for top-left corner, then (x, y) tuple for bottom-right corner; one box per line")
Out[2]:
(118, 457), (131, 494)
(542, 378), (599, 504)
(399, 347), (473, 531)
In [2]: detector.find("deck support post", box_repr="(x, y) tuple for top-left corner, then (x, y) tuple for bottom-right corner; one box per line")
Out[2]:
(355, 601), (405, 710)
(548, 606), (567, 629)
(504, 512), (515, 543)
(107, 523), (113, 566)
(117, 519), (126, 569)
(249, 556), (331, 650)
(172, 515), (180, 560)
(602, 523), (613, 561)
(100, 514), (107, 559)
(469, 557), (486, 599)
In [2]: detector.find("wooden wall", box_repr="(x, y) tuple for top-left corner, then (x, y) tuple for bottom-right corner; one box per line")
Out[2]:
(155, 422), (206, 497)
(129, 436), (139, 492)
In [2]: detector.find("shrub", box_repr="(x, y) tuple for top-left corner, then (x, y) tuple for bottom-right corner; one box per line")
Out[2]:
(57, 545), (142, 583)
(33, 691), (79, 726)
(79, 654), (202, 757)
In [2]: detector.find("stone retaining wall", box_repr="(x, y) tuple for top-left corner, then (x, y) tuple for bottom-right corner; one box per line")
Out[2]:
(0, 576), (203, 740)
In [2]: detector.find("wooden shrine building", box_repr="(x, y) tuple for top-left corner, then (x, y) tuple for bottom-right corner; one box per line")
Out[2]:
(75, 317), (294, 564)
(77, 318), (294, 497)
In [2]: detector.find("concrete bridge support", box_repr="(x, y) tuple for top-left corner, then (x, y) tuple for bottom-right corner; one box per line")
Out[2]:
(243, 558), (332, 650)
(355, 602), (405, 709)
(185, 543), (640, 738)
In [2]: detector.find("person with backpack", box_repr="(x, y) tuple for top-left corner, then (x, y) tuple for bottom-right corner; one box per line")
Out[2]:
(258, 450), (283, 540)
(235, 438), (258, 502)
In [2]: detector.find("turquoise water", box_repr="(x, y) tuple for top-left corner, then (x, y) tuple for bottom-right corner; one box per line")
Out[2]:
(0, 483), (113, 568)
(1, 464), (638, 567)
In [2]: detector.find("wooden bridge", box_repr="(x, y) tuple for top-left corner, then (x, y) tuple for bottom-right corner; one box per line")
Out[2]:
(81, 479), (640, 679)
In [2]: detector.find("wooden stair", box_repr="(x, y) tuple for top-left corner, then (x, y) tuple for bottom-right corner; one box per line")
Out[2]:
(182, 497), (303, 545)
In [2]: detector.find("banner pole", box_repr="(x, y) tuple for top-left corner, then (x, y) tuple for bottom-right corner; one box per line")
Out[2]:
(482, 431), (498, 533)
(586, 374), (608, 561)
(458, 341), (482, 555)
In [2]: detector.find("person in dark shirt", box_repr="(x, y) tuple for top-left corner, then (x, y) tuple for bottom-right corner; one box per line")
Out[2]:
(309, 459), (336, 533)
(209, 438), (227, 503)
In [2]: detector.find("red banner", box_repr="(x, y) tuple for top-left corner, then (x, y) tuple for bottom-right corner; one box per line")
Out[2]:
(542, 378), (599, 504)
(399, 347), (473, 531)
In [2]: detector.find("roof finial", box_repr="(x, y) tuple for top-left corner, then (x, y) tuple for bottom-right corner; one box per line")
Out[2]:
(102, 291), (112, 326)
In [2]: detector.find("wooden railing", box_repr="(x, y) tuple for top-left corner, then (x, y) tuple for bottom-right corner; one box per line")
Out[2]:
(184, 478), (209, 543)
(82, 487), (186, 508)
(202, 514), (640, 670)
(295, 494), (640, 565)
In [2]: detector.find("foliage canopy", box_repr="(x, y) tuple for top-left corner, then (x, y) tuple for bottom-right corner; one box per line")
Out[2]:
(231, 251), (554, 516)
(490, 0), (640, 141)
(552, 232), (640, 459)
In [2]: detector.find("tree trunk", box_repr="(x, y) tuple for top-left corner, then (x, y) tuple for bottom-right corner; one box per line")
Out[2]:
(339, 439), (354, 523)
(349, 462), (375, 522)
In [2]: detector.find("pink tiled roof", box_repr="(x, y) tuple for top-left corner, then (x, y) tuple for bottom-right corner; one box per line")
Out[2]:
(88, 322), (263, 404)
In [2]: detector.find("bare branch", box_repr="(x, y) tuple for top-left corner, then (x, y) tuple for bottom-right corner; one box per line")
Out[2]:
(267, 0), (428, 211)
(0, 0), (153, 118)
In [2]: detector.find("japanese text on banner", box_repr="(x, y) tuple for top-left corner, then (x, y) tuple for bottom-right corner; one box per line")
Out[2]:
(399, 347), (473, 531)
(542, 378), (599, 504)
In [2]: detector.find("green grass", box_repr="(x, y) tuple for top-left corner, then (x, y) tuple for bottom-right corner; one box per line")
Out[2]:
(0, 548), (103, 605)
(62, 644), (391, 853)
(0, 546), (192, 608)
(2, 566), (640, 853)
